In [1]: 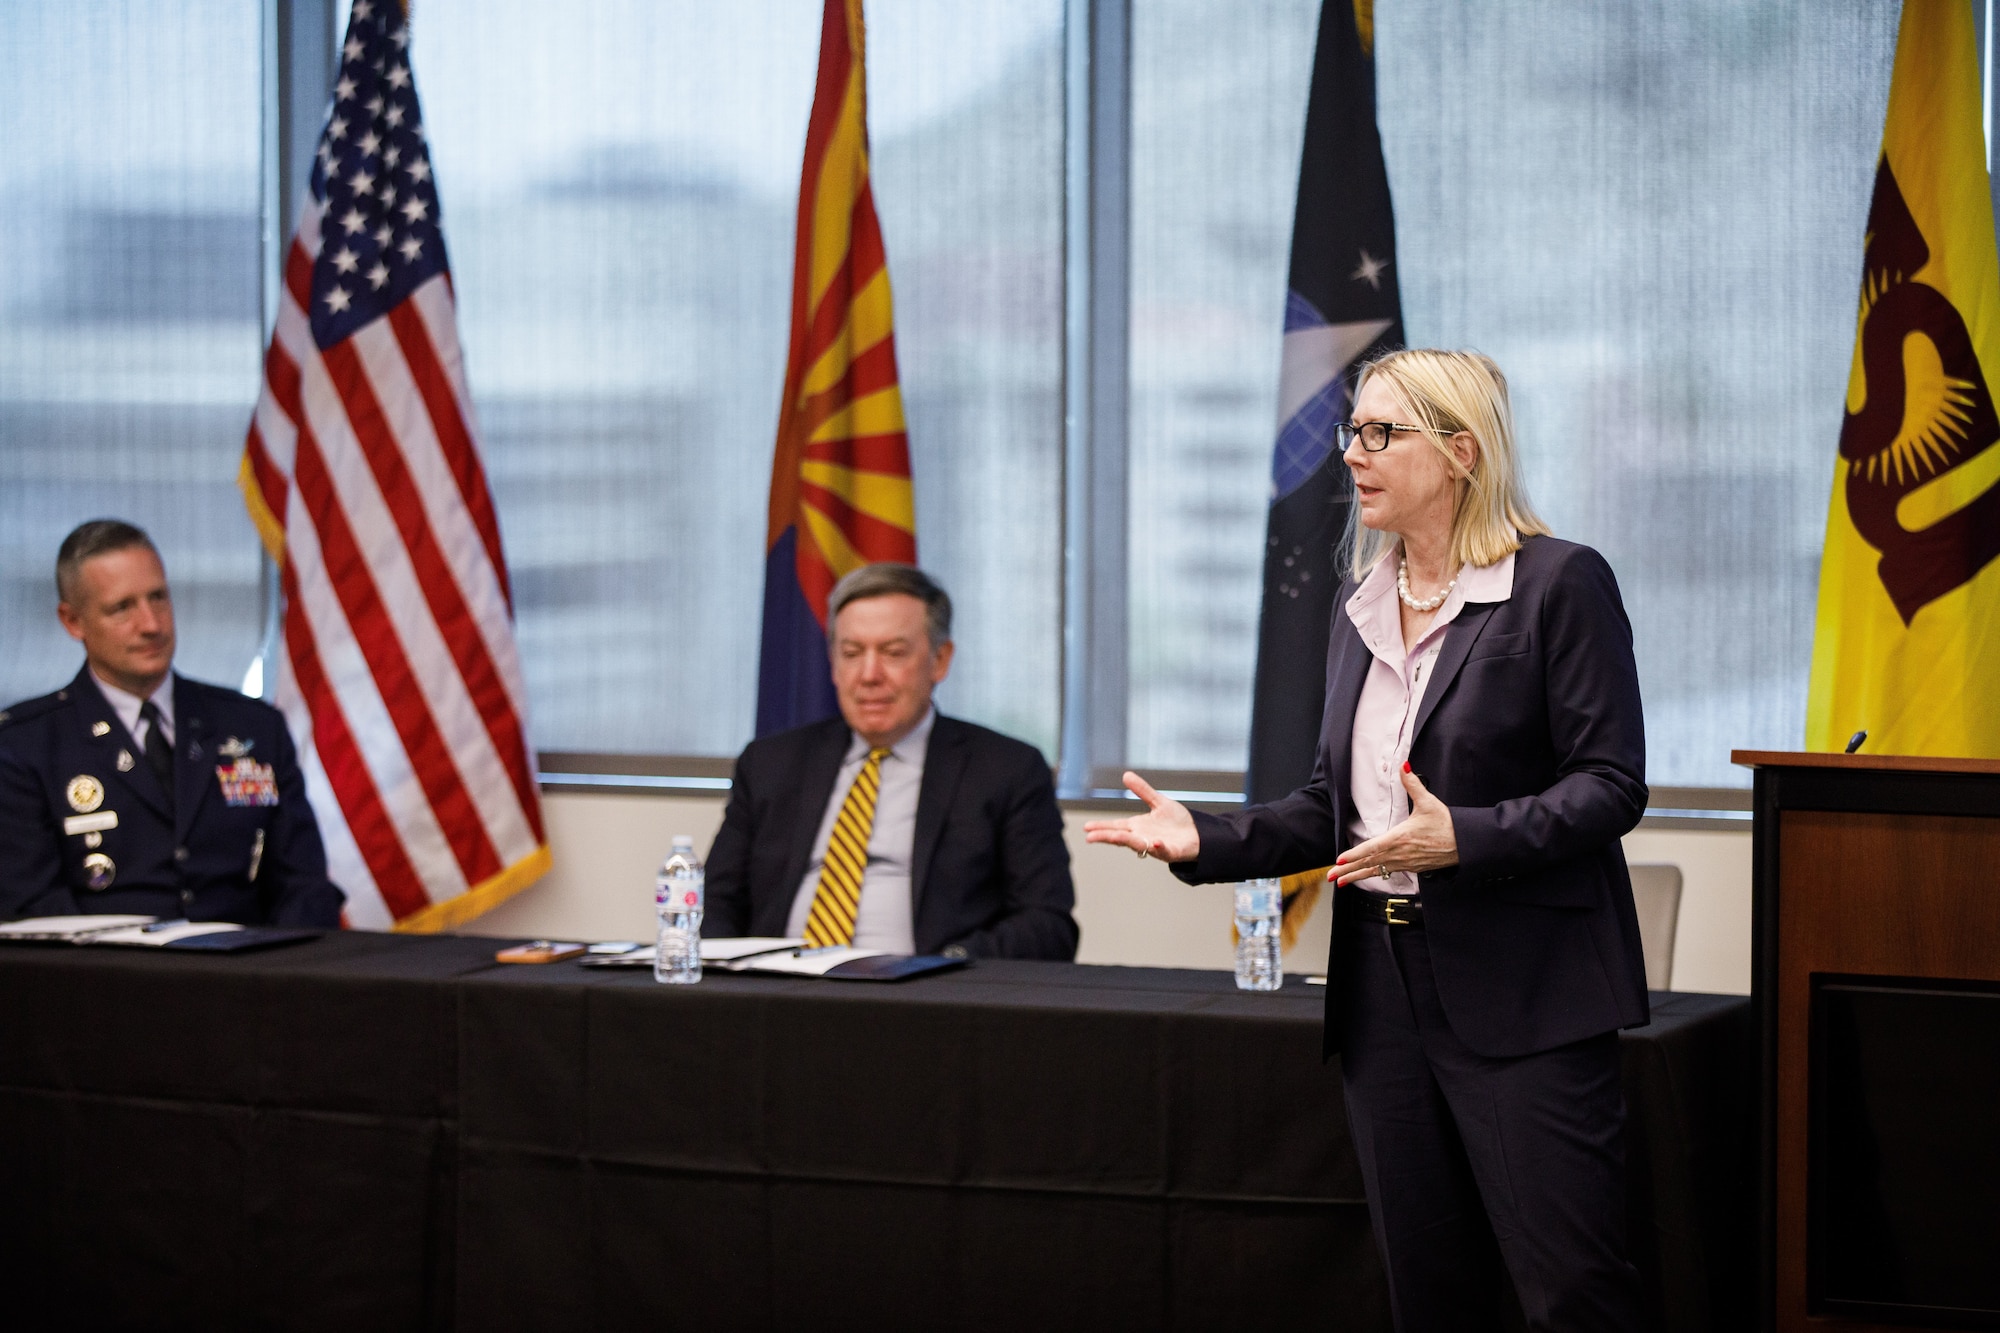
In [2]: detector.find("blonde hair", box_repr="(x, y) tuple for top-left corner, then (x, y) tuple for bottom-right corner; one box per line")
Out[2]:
(1346, 347), (1551, 581)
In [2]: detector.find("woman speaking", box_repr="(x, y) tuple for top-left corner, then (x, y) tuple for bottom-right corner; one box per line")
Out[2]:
(1087, 349), (1651, 1330)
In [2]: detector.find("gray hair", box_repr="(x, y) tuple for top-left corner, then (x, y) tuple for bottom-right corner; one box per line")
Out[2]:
(827, 563), (952, 651)
(57, 519), (159, 603)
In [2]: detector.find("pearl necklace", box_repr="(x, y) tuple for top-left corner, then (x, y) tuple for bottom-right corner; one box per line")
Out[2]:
(1397, 558), (1456, 612)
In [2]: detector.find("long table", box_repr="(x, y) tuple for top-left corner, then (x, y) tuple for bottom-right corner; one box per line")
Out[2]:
(0, 935), (1753, 1331)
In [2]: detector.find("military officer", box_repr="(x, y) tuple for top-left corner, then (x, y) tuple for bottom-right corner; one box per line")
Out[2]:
(0, 520), (344, 925)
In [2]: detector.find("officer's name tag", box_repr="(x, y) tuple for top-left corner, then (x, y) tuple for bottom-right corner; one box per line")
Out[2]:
(216, 758), (279, 807)
(63, 811), (119, 836)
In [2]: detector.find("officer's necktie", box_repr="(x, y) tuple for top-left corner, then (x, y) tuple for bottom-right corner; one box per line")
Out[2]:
(801, 747), (891, 948)
(139, 700), (175, 813)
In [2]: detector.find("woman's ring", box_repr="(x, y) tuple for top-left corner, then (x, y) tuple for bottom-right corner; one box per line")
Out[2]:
(1378, 863), (1390, 878)
(1135, 846), (1148, 860)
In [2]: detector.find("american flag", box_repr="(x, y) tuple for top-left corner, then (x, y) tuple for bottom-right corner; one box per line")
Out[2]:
(239, 0), (548, 930)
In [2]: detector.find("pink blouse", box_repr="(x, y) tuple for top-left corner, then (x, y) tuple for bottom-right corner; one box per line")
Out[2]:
(1343, 546), (1516, 895)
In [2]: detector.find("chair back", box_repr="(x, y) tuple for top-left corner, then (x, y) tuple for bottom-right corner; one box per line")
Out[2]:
(1628, 862), (1683, 991)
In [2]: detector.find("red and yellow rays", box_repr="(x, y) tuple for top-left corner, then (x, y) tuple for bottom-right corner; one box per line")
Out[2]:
(768, 0), (915, 623)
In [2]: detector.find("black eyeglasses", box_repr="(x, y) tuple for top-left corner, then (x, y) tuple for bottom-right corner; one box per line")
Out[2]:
(1335, 420), (1430, 453)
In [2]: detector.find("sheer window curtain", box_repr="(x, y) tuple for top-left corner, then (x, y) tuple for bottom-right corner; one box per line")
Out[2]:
(0, 1), (266, 707)
(1125, 0), (1898, 788)
(1379, 0), (1898, 787)
(420, 0), (1065, 759)
(0, 1), (1905, 789)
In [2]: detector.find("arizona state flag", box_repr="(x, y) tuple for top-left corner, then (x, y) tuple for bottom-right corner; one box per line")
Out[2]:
(757, 0), (916, 737)
(1807, 0), (2000, 757)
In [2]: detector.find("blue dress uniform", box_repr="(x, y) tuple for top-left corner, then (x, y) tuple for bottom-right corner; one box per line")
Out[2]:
(0, 667), (344, 926)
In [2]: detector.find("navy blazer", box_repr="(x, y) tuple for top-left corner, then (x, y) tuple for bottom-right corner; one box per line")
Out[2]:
(705, 713), (1078, 960)
(1178, 535), (1651, 1058)
(0, 667), (344, 926)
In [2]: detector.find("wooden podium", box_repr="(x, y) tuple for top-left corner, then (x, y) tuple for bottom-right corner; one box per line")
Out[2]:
(1734, 751), (2000, 1331)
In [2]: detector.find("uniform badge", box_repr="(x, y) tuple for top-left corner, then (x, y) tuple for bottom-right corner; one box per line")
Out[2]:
(67, 775), (105, 813)
(116, 750), (135, 772)
(91, 720), (112, 737)
(63, 811), (118, 836)
(217, 736), (254, 759)
(216, 757), (280, 807)
(82, 853), (116, 891)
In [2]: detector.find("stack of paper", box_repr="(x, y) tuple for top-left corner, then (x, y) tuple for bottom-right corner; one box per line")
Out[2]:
(703, 937), (805, 966)
(735, 946), (885, 976)
(0, 916), (316, 954)
(88, 922), (247, 947)
(570, 937), (968, 982)
(0, 915), (158, 942)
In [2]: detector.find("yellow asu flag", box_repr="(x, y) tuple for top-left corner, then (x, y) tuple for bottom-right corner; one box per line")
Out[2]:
(1807, 0), (2000, 757)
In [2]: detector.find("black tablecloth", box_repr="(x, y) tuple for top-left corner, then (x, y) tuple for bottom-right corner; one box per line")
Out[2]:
(0, 932), (496, 1332)
(0, 937), (1752, 1331)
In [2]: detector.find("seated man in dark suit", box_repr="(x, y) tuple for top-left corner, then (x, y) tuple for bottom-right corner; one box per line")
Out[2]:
(0, 520), (344, 926)
(706, 564), (1077, 960)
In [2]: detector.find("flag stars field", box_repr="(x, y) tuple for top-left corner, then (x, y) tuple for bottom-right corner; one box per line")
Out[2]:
(240, 0), (550, 929)
(309, 10), (443, 348)
(1350, 248), (1389, 289)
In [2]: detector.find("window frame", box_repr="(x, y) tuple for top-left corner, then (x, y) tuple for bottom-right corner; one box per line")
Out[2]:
(263, 0), (1861, 829)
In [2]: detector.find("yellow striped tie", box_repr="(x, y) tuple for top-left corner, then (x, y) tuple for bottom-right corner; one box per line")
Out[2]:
(802, 747), (891, 948)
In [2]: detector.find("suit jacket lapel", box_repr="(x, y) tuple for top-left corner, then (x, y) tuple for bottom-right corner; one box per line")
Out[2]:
(69, 667), (171, 821)
(782, 719), (853, 899)
(1322, 613), (1373, 830)
(1411, 602), (1499, 745)
(173, 678), (211, 835)
(910, 716), (967, 914)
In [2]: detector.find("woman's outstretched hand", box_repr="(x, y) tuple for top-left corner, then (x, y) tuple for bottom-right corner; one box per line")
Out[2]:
(1332, 765), (1459, 886)
(1082, 771), (1201, 863)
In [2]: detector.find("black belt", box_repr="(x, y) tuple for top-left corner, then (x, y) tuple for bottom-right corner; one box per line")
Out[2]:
(1344, 889), (1424, 927)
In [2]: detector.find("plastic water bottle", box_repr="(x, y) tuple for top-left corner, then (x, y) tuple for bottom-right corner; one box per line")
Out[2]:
(1234, 879), (1284, 991)
(654, 835), (704, 984)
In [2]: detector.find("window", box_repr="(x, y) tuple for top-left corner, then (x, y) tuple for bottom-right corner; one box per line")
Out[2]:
(1377, 0), (1898, 787)
(0, 1), (1907, 798)
(0, 0), (266, 705)
(1126, 0), (1320, 772)
(418, 0), (1064, 759)
(1123, 0), (1900, 788)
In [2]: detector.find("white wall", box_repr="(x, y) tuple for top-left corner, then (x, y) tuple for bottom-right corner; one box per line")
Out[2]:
(1622, 826), (1752, 994)
(462, 789), (1752, 995)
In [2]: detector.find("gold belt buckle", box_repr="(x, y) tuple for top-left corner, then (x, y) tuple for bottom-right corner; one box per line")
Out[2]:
(1382, 896), (1413, 926)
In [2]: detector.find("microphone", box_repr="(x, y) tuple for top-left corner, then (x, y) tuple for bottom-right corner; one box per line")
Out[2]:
(1844, 730), (1867, 754)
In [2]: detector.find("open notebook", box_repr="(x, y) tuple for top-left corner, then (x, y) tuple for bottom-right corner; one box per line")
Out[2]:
(578, 937), (967, 982)
(0, 916), (319, 953)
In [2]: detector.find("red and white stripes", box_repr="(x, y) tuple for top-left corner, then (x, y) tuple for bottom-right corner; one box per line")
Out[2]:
(242, 197), (547, 931)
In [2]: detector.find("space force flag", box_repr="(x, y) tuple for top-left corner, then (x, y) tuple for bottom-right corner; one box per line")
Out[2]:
(1246, 0), (1403, 815)
(756, 0), (916, 737)
(1243, 0), (1402, 944)
(239, 0), (550, 930)
(1807, 0), (2000, 757)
